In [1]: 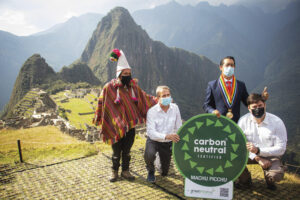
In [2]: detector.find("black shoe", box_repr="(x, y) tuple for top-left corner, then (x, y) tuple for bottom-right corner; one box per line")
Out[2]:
(110, 170), (118, 182)
(267, 183), (277, 191)
(234, 181), (252, 189)
(161, 172), (168, 177)
(147, 171), (156, 183)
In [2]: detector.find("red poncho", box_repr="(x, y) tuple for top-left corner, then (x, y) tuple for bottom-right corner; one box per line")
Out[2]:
(93, 78), (157, 144)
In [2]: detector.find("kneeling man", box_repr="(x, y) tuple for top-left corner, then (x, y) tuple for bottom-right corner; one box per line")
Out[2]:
(144, 86), (182, 182)
(237, 93), (287, 190)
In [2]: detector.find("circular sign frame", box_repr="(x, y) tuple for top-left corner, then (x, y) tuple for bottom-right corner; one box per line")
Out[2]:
(173, 114), (248, 187)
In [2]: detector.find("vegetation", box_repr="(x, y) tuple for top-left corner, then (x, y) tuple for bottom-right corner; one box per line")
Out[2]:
(0, 126), (99, 165)
(3, 54), (57, 119)
(59, 62), (100, 85)
(2, 53), (100, 120)
(0, 126), (145, 166)
(52, 92), (96, 129)
(41, 80), (91, 95)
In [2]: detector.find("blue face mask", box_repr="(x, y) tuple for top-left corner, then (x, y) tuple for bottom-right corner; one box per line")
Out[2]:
(223, 67), (234, 77)
(161, 96), (172, 106)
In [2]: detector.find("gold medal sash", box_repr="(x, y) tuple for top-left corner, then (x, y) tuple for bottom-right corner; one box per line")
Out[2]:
(219, 75), (237, 119)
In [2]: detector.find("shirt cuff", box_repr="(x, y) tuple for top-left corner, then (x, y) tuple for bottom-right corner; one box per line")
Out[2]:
(249, 152), (257, 160)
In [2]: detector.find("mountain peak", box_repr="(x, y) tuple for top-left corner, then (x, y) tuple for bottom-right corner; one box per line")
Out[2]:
(101, 7), (136, 31)
(4, 54), (57, 118)
(80, 6), (149, 78)
(80, 6), (218, 119)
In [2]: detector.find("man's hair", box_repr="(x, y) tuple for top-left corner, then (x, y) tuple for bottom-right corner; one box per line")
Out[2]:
(220, 56), (235, 66)
(156, 85), (170, 97)
(247, 93), (265, 106)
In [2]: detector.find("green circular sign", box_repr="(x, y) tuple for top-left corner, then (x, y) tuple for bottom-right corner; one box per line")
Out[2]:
(173, 114), (248, 187)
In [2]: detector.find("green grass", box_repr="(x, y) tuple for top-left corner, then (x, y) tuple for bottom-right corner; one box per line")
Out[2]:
(56, 98), (94, 129)
(0, 126), (147, 166)
(0, 126), (99, 165)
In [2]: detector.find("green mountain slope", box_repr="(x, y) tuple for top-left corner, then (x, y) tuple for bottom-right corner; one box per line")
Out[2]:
(0, 13), (103, 111)
(80, 7), (219, 119)
(2, 54), (100, 119)
(254, 17), (300, 164)
(59, 62), (101, 85)
(5, 54), (57, 118)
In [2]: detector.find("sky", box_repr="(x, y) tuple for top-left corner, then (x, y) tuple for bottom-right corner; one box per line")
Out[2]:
(0, 0), (296, 36)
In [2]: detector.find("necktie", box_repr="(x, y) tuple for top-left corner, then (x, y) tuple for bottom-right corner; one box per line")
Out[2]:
(226, 81), (232, 95)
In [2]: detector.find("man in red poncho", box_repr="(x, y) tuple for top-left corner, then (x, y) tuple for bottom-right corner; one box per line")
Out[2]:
(93, 49), (157, 182)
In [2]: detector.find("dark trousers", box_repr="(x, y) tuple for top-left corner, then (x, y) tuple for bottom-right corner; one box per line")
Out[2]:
(112, 128), (135, 171)
(144, 137), (172, 175)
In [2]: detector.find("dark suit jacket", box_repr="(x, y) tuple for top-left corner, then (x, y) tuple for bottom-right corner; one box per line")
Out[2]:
(203, 78), (249, 123)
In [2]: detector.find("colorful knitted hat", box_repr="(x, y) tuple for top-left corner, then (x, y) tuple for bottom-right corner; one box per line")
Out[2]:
(110, 49), (131, 78)
(110, 49), (136, 103)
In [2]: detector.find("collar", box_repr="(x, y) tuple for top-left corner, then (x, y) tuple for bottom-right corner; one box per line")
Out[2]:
(156, 103), (172, 113)
(224, 77), (233, 82)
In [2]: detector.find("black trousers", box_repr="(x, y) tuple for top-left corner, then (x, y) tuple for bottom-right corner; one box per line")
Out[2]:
(144, 137), (172, 175)
(111, 128), (135, 171)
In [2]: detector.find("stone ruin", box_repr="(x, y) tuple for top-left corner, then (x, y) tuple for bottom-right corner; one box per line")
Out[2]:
(2, 88), (101, 143)
(1, 87), (147, 143)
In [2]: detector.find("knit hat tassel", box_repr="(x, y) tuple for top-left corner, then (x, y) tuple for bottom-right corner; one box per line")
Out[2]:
(115, 88), (121, 104)
(131, 88), (137, 102)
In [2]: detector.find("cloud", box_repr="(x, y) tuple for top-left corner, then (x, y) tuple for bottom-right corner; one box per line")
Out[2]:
(0, 0), (172, 35)
(0, 0), (296, 36)
(0, 9), (41, 35)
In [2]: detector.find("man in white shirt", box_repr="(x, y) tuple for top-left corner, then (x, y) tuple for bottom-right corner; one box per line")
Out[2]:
(144, 85), (182, 183)
(237, 93), (287, 190)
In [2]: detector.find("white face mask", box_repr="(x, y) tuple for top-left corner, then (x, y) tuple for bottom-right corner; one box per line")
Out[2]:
(223, 67), (234, 77)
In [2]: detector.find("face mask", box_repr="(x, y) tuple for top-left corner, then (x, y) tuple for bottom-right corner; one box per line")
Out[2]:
(160, 96), (172, 106)
(121, 75), (132, 86)
(251, 107), (265, 119)
(223, 67), (234, 77)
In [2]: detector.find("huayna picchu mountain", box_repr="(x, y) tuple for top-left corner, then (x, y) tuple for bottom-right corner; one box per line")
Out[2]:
(3, 54), (100, 118)
(80, 7), (218, 118)
(5, 54), (57, 118)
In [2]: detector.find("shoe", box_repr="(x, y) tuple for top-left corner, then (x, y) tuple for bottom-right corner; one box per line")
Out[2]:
(121, 170), (135, 181)
(161, 171), (168, 177)
(147, 171), (156, 183)
(234, 181), (252, 189)
(110, 170), (118, 182)
(267, 183), (277, 191)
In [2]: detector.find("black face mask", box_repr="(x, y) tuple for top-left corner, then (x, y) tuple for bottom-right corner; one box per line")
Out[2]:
(121, 75), (132, 87)
(251, 107), (265, 119)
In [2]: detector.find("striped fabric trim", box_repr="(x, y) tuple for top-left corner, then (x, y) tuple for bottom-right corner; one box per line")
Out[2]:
(219, 75), (237, 107)
(93, 79), (157, 144)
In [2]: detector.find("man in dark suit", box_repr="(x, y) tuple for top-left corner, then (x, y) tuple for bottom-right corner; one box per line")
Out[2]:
(203, 56), (268, 123)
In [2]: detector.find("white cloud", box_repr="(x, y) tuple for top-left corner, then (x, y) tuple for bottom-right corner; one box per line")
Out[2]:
(0, 0), (295, 36)
(0, 0), (172, 35)
(0, 9), (41, 35)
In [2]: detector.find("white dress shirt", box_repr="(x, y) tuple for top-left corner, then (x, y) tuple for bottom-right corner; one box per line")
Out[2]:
(238, 112), (287, 160)
(146, 103), (182, 142)
(224, 77), (232, 83)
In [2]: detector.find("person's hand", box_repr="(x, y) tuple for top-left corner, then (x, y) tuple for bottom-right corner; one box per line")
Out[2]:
(246, 142), (259, 154)
(255, 157), (272, 169)
(262, 87), (269, 100)
(165, 134), (180, 143)
(212, 110), (221, 118)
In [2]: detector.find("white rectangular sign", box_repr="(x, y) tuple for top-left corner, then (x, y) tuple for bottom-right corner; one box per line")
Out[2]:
(185, 178), (233, 200)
